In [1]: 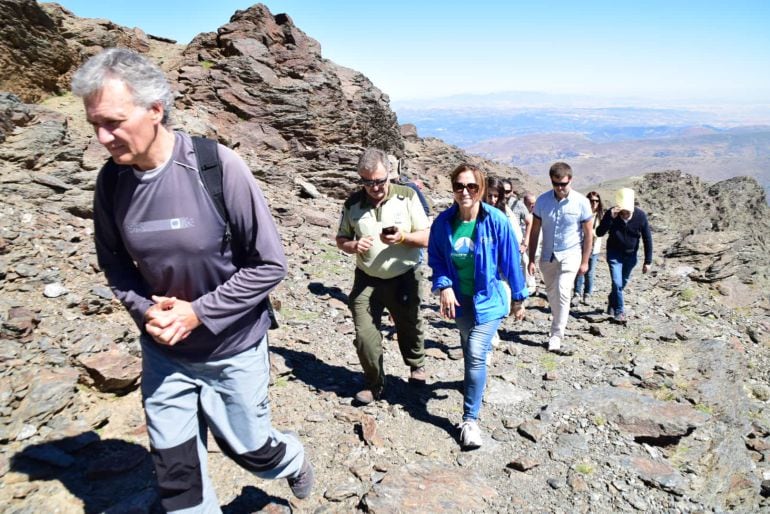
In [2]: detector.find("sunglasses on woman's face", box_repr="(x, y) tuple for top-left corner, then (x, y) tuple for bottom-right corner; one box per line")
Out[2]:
(453, 182), (480, 194)
(589, 198), (599, 203)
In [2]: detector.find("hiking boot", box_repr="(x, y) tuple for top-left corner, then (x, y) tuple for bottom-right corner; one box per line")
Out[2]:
(614, 312), (627, 325)
(287, 457), (314, 499)
(570, 294), (580, 308)
(581, 294), (590, 305)
(459, 420), (483, 450)
(547, 335), (562, 352)
(354, 388), (382, 405)
(409, 366), (427, 384)
(606, 302), (615, 316)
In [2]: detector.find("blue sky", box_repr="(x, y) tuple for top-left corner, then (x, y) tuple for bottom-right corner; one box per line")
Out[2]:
(55, 0), (770, 107)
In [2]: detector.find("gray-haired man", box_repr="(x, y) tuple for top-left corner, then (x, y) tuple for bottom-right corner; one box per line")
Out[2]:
(336, 148), (430, 404)
(72, 48), (313, 511)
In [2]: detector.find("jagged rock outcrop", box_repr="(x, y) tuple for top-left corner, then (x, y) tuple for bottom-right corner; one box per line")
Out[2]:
(621, 170), (770, 293)
(169, 4), (402, 197)
(0, 0), (75, 102)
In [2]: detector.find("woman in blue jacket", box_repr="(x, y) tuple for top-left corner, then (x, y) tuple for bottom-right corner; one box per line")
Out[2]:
(428, 163), (528, 450)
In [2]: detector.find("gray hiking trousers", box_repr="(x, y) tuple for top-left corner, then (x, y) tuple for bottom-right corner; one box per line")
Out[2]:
(141, 335), (304, 513)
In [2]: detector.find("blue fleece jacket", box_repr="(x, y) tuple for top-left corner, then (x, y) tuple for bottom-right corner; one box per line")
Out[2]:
(428, 203), (528, 324)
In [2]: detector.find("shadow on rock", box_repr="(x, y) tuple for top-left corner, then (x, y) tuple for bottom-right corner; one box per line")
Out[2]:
(307, 281), (348, 303)
(11, 431), (161, 514)
(271, 347), (461, 439)
(498, 327), (547, 348)
(222, 486), (290, 513)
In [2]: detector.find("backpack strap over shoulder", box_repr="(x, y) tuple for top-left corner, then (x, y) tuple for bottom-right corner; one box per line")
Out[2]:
(191, 136), (232, 246)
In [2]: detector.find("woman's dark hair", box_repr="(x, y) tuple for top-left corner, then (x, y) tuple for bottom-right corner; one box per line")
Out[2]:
(485, 176), (507, 211)
(586, 191), (604, 219)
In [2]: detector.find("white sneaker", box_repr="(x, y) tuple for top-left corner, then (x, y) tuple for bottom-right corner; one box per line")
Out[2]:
(459, 420), (483, 449)
(547, 335), (562, 352)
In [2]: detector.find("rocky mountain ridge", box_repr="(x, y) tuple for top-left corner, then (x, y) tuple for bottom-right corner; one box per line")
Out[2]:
(0, 1), (769, 512)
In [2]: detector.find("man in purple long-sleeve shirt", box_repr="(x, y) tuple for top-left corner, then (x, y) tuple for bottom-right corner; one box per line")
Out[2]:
(72, 48), (313, 511)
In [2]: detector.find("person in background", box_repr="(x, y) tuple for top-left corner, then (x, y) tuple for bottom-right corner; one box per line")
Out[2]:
(486, 176), (523, 243)
(528, 162), (593, 353)
(572, 191), (604, 305)
(503, 178), (516, 209)
(428, 164), (527, 450)
(387, 154), (432, 219)
(337, 148), (430, 405)
(521, 192), (539, 293)
(73, 48), (313, 511)
(595, 187), (653, 324)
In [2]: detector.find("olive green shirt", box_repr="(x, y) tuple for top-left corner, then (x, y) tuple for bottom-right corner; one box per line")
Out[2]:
(337, 183), (429, 279)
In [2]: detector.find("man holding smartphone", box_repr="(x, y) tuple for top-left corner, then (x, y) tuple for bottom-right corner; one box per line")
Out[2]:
(336, 148), (430, 404)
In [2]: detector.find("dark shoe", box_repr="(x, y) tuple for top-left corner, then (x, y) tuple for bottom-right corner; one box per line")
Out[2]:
(606, 303), (615, 316)
(354, 388), (381, 405)
(409, 366), (427, 384)
(288, 457), (314, 499)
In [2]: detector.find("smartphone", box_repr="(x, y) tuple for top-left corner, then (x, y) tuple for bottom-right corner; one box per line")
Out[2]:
(381, 226), (397, 235)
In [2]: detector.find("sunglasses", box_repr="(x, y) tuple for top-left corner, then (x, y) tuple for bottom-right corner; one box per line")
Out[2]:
(453, 182), (480, 194)
(360, 177), (388, 188)
(551, 179), (571, 187)
(503, 189), (512, 194)
(589, 198), (599, 203)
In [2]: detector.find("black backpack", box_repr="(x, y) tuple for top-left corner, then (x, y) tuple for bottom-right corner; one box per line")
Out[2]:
(101, 136), (279, 329)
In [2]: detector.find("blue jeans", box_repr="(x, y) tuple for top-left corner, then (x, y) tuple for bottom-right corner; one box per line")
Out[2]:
(455, 297), (502, 422)
(607, 250), (638, 314)
(574, 253), (599, 297)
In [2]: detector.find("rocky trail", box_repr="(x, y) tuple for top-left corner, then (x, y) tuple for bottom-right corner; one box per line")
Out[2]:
(1, 1), (769, 513)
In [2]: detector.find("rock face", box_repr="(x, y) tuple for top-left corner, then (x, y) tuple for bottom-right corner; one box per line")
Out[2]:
(0, 0), (75, 102)
(171, 4), (403, 197)
(1, 3), (770, 514)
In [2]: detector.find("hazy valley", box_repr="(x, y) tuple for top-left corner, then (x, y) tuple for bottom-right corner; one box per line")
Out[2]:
(397, 104), (770, 193)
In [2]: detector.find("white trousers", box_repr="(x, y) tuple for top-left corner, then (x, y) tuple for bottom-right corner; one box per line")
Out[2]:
(539, 250), (581, 339)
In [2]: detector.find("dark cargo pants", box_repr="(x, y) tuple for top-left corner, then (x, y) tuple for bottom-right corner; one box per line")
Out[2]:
(349, 266), (425, 391)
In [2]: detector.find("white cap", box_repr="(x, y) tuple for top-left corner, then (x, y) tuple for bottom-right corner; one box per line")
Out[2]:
(615, 188), (635, 211)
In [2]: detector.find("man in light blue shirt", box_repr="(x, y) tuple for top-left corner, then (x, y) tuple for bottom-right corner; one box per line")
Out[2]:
(528, 162), (593, 353)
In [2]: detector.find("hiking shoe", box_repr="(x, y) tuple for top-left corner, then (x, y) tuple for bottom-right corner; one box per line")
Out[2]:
(409, 366), (427, 384)
(459, 420), (483, 450)
(606, 303), (615, 316)
(288, 457), (314, 499)
(547, 335), (562, 352)
(614, 312), (627, 325)
(354, 388), (382, 405)
(581, 294), (590, 305)
(570, 294), (580, 308)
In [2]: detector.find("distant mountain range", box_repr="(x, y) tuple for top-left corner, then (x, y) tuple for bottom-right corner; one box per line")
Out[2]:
(394, 96), (770, 195)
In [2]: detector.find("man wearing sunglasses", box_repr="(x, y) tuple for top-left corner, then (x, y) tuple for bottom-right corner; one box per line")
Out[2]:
(336, 148), (430, 405)
(528, 162), (593, 353)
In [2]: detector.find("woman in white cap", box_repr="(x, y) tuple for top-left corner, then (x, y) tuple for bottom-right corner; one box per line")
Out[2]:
(595, 188), (653, 323)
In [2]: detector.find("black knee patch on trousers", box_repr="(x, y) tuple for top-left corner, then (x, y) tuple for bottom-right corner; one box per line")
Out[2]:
(150, 437), (203, 512)
(214, 435), (287, 473)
